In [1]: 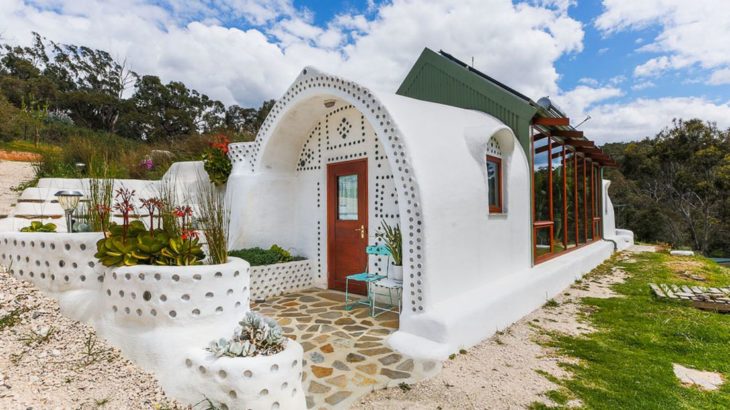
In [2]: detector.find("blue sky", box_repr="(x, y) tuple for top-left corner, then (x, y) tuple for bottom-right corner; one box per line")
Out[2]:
(1, 0), (729, 142)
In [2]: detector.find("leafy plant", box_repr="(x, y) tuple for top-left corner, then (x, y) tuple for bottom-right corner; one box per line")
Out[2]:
(158, 236), (204, 266)
(196, 176), (229, 265)
(94, 190), (204, 267)
(376, 221), (402, 266)
(20, 221), (57, 232)
(202, 135), (232, 186)
(228, 245), (304, 266)
(206, 312), (286, 358)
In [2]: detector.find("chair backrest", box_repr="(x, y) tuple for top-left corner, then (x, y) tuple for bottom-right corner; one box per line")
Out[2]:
(365, 245), (391, 274)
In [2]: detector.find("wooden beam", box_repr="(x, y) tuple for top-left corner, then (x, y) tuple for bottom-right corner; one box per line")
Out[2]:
(532, 132), (550, 141)
(566, 140), (595, 147)
(552, 129), (583, 139)
(533, 117), (570, 126)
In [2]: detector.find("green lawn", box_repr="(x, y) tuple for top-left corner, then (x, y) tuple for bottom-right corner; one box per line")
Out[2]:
(534, 252), (730, 409)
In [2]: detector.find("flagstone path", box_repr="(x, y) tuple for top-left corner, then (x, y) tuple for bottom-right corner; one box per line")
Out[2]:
(253, 289), (440, 409)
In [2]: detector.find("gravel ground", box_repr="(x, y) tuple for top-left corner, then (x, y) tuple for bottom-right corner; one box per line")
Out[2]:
(0, 160), (35, 215)
(353, 258), (630, 410)
(0, 268), (186, 410)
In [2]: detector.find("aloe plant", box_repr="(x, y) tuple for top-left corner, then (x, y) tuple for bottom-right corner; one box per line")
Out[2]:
(376, 221), (403, 266)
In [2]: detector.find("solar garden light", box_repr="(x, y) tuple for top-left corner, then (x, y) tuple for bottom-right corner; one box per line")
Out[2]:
(55, 190), (84, 233)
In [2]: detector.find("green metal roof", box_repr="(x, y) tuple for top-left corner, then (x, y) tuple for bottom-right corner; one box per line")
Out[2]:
(397, 48), (540, 154)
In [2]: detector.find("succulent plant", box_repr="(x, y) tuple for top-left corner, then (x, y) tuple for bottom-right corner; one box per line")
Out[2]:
(20, 221), (57, 233)
(206, 312), (286, 358)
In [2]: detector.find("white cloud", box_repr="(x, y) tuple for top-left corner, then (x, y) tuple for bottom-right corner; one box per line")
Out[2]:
(0, 0), (584, 107)
(562, 96), (730, 143)
(631, 80), (655, 91)
(708, 68), (730, 85)
(595, 0), (730, 83)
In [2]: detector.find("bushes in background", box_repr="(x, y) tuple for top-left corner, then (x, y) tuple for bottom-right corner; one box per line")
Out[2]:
(228, 245), (304, 267)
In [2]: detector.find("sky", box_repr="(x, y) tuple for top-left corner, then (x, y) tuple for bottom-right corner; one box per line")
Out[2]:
(1, 0), (729, 143)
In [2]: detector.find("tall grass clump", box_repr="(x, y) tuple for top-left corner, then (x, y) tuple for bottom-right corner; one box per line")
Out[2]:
(196, 175), (229, 265)
(156, 176), (180, 237)
(86, 177), (114, 232)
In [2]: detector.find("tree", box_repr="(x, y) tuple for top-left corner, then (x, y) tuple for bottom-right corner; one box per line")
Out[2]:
(605, 119), (730, 255)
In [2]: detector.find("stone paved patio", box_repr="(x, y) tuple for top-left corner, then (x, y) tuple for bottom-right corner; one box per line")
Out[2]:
(253, 288), (440, 409)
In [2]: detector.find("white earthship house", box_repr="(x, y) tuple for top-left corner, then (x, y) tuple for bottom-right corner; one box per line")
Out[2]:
(225, 48), (633, 359)
(0, 48), (634, 408)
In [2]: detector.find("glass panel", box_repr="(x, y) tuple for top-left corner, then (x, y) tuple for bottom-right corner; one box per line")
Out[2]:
(337, 174), (358, 220)
(533, 138), (550, 222)
(535, 226), (552, 258)
(487, 158), (500, 209)
(565, 150), (577, 249)
(551, 141), (565, 252)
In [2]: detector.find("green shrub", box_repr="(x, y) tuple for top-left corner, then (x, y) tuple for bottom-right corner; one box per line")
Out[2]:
(20, 221), (57, 232)
(228, 245), (304, 266)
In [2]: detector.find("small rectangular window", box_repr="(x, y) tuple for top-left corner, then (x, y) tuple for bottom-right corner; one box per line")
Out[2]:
(487, 155), (503, 213)
(337, 174), (358, 220)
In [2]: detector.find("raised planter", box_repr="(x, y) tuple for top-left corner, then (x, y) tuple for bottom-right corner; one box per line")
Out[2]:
(103, 257), (250, 326)
(179, 340), (305, 410)
(250, 259), (312, 301)
(0, 232), (104, 293)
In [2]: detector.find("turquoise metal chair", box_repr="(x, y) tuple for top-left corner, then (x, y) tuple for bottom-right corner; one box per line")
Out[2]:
(344, 245), (389, 312)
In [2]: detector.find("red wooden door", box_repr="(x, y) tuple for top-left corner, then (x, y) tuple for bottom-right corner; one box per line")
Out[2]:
(327, 159), (368, 294)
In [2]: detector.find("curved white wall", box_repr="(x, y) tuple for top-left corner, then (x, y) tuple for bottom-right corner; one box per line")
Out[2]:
(1, 232), (105, 322)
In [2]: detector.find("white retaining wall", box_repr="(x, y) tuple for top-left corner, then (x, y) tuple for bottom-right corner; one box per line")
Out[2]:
(0, 232), (105, 322)
(250, 260), (313, 301)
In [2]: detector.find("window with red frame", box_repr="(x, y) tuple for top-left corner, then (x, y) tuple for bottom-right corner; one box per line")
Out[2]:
(487, 155), (503, 213)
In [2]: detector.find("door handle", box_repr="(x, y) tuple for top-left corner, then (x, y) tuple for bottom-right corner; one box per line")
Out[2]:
(355, 225), (366, 239)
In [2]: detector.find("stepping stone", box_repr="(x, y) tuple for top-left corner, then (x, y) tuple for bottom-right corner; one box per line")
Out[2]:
(315, 319), (331, 324)
(299, 296), (319, 302)
(320, 325), (337, 333)
(361, 347), (392, 356)
(324, 391), (352, 406)
(344, 325), (368, 332)
(320, 344), (334, 353)
(352, 373), (378, 387)
(379, 353), (402, 365)
(358, 335), (381, 342)
(356, 363), (378, 375)
(346, 353), (366, 363)
(305, 325), (320, 332)
(673, 364), (724, 391)
(333, 338), (355, 348)
(332, 360), (350, 371)
(334, 318), (356, 325)
(300, 342), (316, 352)
(355, 341), (380, 348)
(306, 395), (315, 409)
(326, 374), (348, 388)
(396, 359), (414, 372)
(311, 365), (334, 378)
(308, 380), (331, 394)
(309, 351), (324, 364)
(380, 368), (410, 379)
(321, 311), (343, 319)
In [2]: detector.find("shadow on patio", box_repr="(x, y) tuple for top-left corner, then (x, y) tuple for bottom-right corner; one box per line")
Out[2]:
(253, 288), (440, 409)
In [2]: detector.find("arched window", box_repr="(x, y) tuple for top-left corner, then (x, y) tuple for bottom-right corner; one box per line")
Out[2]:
(486, 137), (503, 213)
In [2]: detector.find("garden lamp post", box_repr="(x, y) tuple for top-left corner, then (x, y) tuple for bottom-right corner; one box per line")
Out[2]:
(55, 190), (83, 233)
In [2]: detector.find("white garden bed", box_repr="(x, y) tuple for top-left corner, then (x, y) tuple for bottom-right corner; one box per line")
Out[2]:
(249, 259), (312, 301)
(179, 341), (305, 410)
(103, 257), (250, 326)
